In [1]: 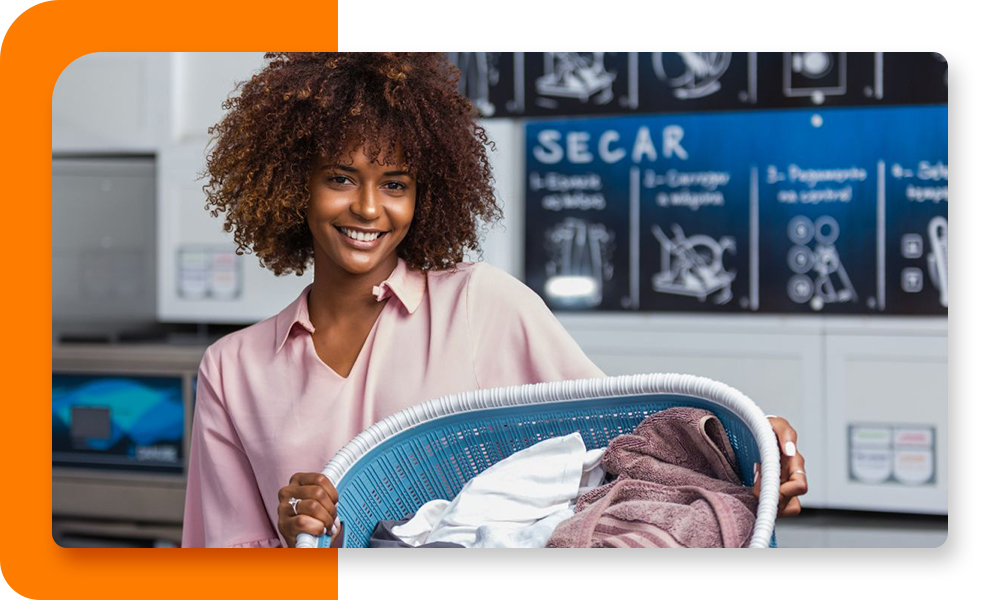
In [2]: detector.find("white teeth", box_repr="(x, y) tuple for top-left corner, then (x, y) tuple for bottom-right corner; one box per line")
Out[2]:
(340, 228), (381, 242)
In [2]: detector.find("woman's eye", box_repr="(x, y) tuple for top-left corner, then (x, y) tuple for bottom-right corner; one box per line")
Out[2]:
(327, 175), (351, 185)
(385, 181), (407, 191)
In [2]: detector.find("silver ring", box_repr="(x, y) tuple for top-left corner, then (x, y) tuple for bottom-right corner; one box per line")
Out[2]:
(289, 497), (302, 516)
(792, 469), (806, 477)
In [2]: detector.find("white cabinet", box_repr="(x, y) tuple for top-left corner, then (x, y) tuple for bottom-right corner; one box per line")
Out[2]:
(823, 333), (947, 514)
(53, 53), (169, 153)
(156, 146), (310, 323)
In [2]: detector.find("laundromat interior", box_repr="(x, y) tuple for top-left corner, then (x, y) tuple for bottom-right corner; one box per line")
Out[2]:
(51, 52), (947, 548)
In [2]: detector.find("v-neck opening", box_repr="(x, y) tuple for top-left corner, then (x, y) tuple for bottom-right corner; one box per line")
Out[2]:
(306, 302), (389, 382)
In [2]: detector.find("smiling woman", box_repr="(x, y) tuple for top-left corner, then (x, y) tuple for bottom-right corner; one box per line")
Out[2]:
(182, 52), (806, 549)
(306, 143), (416, 278)
(201, 52), (501, 276)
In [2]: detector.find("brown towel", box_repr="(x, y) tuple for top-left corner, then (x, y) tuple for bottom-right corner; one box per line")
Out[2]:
(546, 407), (758, 548)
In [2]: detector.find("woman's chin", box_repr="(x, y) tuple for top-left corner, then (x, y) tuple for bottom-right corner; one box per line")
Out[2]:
(313, 238), (398, 277)
(338, 259), (378, 275)
(335, 250), (395, 276)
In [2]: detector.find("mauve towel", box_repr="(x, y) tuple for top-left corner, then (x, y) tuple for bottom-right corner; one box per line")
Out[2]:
(546, 407), (758, 548)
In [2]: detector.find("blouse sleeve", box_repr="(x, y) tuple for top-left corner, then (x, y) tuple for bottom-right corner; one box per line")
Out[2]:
(181, 346), (282, 548)
(466, 262), (607, 389)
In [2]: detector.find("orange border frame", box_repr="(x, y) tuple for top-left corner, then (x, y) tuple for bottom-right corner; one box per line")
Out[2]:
(0, 2), (338, 597)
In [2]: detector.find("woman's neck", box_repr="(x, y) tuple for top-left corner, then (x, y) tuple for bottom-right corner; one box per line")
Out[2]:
(308, 252), (398, 329)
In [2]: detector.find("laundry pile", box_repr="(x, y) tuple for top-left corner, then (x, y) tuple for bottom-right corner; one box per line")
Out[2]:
(368, 407), (758, 549)
(370, 432), (605, 548)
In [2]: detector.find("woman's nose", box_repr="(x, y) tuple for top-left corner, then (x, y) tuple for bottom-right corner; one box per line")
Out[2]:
(351, 184), (381, 219)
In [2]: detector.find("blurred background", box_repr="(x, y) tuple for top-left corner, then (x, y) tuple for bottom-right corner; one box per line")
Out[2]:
(51, 52), (947, 548)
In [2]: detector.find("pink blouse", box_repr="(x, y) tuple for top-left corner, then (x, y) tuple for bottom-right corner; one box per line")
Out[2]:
(181, 258), (606, 547)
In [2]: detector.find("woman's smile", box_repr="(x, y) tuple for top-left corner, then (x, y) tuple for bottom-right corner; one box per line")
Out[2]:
(335, 225), (390, 250)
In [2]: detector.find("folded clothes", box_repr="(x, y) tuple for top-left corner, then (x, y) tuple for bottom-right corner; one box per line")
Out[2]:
(546, 407), (757, 548)
(387, 432), (605, 548)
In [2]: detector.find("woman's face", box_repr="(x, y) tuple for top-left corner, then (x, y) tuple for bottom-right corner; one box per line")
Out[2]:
(306, 141), (416, 277)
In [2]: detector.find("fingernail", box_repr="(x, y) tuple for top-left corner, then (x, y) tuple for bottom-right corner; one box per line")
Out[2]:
(754, 463), (760, 484)
(784, 441), (797, 457)
(334, 515), (342, 531)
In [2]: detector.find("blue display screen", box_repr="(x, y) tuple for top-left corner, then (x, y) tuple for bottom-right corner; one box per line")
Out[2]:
(52, 374), (185, 473)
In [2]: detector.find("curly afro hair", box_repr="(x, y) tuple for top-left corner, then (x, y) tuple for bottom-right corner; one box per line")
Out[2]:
(202, 52), (502, 276)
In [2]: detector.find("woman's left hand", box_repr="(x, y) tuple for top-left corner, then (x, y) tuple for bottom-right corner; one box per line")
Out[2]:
(752, 416), (807, 517)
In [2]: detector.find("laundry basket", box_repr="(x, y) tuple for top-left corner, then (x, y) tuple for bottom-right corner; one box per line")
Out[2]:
(297, 373), (781, 549)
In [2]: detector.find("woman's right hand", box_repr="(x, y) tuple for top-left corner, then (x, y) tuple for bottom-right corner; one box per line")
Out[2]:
(277, 472), (339, 548)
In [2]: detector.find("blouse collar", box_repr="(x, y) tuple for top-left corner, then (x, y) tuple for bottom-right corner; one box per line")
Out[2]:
(274, 257), (427, 353)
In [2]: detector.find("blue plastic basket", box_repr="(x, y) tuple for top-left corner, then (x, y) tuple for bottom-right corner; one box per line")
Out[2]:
(300, 374), (781, 548)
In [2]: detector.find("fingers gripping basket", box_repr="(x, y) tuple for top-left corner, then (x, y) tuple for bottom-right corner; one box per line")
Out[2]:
(296, 373), (781, 548)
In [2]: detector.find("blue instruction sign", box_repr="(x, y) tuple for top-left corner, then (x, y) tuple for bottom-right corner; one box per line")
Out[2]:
(525, 106), (947, 315)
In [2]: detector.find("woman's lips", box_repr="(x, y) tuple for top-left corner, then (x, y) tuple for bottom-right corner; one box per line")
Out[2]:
(335, 226), (388, 251)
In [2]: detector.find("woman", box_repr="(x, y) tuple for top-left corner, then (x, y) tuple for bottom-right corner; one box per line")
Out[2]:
(181, 53), (807, 548)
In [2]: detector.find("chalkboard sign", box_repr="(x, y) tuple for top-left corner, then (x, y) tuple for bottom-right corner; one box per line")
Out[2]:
(451, 53), (947, 118)
(524, 106), (947, 315)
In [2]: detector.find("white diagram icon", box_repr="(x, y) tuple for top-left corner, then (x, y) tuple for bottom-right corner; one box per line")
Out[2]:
(544, 218), (614, 308)
(650, 224), (736, 304)
(783, 52), (847, 105)
(927, 216), (948, 308)
(651, 52), (731, 100)
(786, 215), (857, 311)
(535, 53), (616, 107)
(901, 233), (923, 259)
(901, 268), (924, 293)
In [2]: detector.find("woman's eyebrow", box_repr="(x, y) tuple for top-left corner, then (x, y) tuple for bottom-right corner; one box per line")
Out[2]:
(326, 164), (412, 177)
